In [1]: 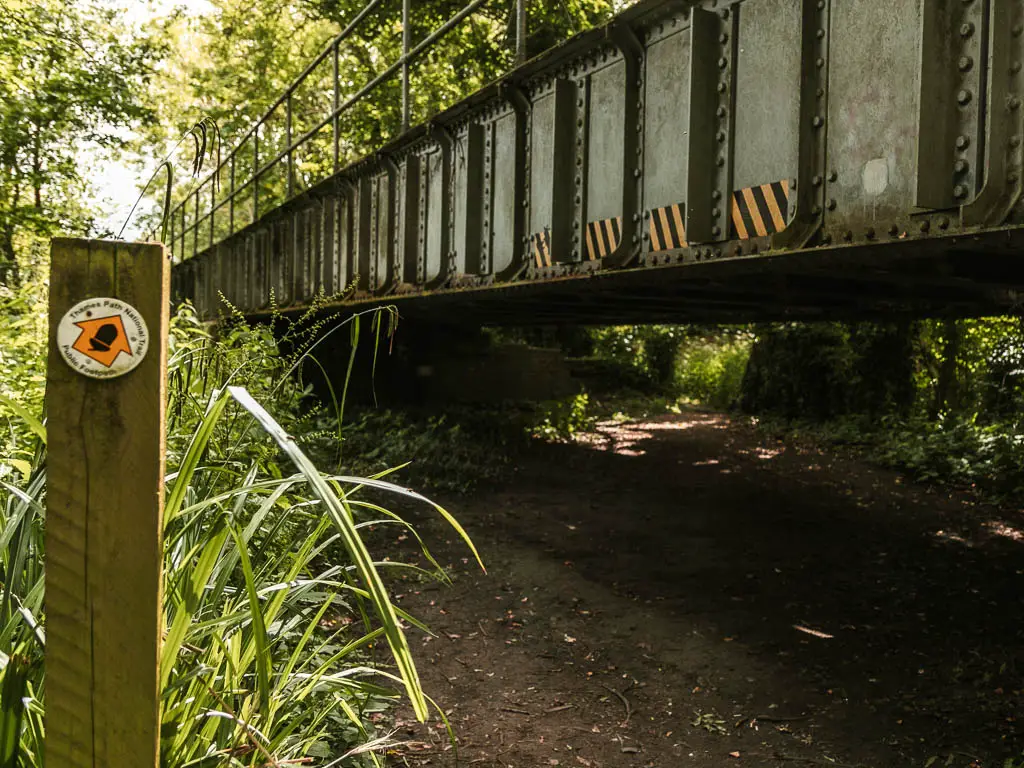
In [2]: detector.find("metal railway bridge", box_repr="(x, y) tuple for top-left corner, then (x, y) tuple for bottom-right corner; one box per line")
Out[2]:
(169, 0), (1024, 326)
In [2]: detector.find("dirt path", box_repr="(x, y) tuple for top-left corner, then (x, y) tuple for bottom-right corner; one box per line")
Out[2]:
(389, 411), (1023, 768)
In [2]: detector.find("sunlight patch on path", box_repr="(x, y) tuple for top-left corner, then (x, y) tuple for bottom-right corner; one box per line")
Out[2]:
(983, 520), (1024, 543)
(576, 415), (728, 457)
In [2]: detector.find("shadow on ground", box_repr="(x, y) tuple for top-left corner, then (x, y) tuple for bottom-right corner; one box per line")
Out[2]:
(389, 411), (1023, 768)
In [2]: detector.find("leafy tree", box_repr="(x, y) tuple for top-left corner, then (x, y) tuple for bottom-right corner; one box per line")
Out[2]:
(0, 0), (160, 284)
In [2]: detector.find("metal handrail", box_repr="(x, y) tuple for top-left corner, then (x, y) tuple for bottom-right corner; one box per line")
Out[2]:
(169, 0), (528, 263)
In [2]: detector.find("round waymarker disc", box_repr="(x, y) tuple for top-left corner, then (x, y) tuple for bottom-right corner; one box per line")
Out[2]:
(56, 298), (150, 379)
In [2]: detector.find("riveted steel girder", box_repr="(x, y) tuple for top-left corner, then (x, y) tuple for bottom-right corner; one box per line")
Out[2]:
(171, 0), (1024, 324)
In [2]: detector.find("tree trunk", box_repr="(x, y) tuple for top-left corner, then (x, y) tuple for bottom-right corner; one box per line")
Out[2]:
(0, 165), (22, 287)
(32, 125), (43, 209)
(932, 319), (962, 417)
(0, 223), (20, 287)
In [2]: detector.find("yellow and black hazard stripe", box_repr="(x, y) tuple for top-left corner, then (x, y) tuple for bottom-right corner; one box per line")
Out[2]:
(585, 216), (623, 261)
(648, 202), (687, 251)
(731, 180), (790, 239)
(531, 228), (552, 267)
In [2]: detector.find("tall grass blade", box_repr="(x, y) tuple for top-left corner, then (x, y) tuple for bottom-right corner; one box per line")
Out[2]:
(0, 653), (29, 767)
(228, 525), (272, 718)
(226, 386), (429, 721)
(340, 314), (360, 442)
(330, 476), (484, 573)
(0, 395), (45, 446)
(165, 389), (230, 524)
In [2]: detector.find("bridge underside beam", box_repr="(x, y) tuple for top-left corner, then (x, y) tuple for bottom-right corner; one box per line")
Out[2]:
(257, 228), (1024, 326)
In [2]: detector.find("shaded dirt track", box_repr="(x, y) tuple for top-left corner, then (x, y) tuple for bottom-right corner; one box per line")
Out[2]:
(390, 412), (1023, 768)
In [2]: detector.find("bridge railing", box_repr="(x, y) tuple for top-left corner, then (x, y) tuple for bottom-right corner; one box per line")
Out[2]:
(168, 0), (528, 266)
(172, 0), (1024, 325)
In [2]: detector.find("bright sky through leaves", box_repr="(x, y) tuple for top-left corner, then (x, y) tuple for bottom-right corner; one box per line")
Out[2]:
(93, 0), (213, 239)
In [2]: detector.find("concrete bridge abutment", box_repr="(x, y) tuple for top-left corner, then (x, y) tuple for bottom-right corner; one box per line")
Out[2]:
(292, 315), (578, 407)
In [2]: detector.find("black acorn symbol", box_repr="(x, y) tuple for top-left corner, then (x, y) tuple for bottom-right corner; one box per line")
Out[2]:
(89, 323), (119, 352)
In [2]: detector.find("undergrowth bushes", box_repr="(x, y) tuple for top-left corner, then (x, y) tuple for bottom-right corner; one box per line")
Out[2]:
(514, 318), (1024, 503)
(531, 392), (595, 441)
(757, 412), (1024, 501)
(336, 407), (514, 493)
(569, 317), (1024, 502)
(675, 331), (752, 410)
(877, 417), (1024, 495)
(0, 254), (47, 473)
(588, 325), (684, 388)
(740, 322), (920, 419)
(0, 297), (480, 766)
(584, 325), (753, 407)
(745, 318), (1024, 502)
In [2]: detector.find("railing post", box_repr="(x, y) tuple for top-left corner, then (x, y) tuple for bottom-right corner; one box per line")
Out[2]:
(253, 129), (260, 221)
(333, 42), (341, 171)
(516, 0), (527, 65)
(402, 0), (411, 131)
(287, 93), (295, 198)
(193, 191), (199, 259)
(209, 179), (215, 248)
(229, 155), (236, 234)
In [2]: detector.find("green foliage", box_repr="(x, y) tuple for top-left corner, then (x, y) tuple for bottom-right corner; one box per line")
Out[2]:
(741, 323), (856, 419)
(746, 317), (1024, 502)
(741, 321), (919, 419)
(0, 653), (32, 768)
(982, 320), (1024, 417)
(531, 392), (594, 442)
(0, 247), (47, 469)
(0, 0), (160, 281)
(588, 325), (684, 388)
(337, 407), (512, 493)
(165, 300), (329, 469)
(794, 413), (1024, 500)
(676, 332), (752, 410)
(0, 282), (46, 460)
(0, 301), (479, 765)
(873, 415), (1024, 494)
(584, 324), (752, 409)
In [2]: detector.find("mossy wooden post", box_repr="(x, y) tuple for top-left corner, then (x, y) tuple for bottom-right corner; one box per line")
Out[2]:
(45, 238), (169, 767)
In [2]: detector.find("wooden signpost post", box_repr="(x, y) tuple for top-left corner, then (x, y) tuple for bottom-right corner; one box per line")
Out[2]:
(45, 238), (169, 766)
